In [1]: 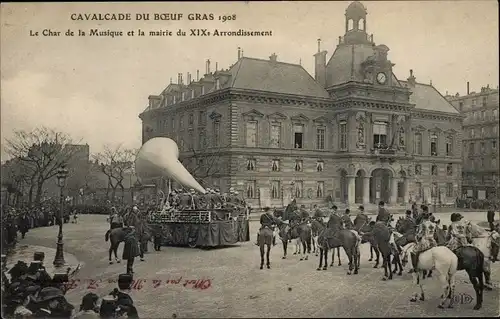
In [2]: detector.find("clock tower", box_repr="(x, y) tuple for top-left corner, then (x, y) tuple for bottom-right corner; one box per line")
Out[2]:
(361, 44), (395, 87)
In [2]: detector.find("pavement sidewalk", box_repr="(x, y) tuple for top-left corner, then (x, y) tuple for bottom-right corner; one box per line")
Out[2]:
(6, 243), (83, 277)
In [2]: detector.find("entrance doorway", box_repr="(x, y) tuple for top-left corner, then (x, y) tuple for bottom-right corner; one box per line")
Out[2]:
(370, 168), (392, 204)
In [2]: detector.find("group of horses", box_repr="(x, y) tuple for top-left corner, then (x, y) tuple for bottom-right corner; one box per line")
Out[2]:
(257, 209), (500, 311)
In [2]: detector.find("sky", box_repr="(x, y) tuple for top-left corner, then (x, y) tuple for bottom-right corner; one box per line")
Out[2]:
(1, 1), (498, 161)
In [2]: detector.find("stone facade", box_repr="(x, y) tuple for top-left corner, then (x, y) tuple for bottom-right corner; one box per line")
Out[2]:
(139, 1), (463, 209)
(446, 85), (500, 199)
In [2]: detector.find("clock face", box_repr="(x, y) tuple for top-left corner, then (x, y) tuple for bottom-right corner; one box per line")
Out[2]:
(377, 72), (387, 84)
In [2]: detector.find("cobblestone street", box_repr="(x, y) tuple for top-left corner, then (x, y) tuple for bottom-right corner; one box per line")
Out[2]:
(16, 214), (500, 318)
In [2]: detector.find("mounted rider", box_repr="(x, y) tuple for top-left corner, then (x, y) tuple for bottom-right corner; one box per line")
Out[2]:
(341, 209), (354, 230)
(446, 212), (472, 251)
(353, 205), (369, 227)
(109, 207), (124, 230)
(376, 201), (391, 226)
(404, 210), (416, 228)
(256, 207), (277, 246)
(299, 205), (310, 222)
(411, 212), (437, 272)
(327, 205), (342, 230)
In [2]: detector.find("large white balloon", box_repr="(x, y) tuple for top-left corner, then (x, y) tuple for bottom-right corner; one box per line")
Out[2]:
(135, 137), (206, 194)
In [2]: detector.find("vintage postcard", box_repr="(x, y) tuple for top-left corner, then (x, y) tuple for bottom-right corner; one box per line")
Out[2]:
(1, 1), (499, 318)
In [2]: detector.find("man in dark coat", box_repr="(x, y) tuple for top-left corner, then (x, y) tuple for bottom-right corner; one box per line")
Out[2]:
(341, 209), (354, 230)
(487, 207), (496, 231)
(122, 227), (140, 274)
(353, 205), (369, 228)
(256, 207), (277, 246)
(376, 201), (390, 225)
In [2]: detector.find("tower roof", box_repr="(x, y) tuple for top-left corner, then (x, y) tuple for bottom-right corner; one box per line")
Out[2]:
(346, 1), (367, 18)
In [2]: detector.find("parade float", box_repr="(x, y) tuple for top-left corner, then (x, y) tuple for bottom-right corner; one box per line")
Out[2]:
(135, 137), (250, 248)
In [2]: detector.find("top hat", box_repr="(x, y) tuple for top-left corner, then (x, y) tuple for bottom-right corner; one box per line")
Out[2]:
(118, 273), (133, 290)
(28, 261), (42, 274)
(52, 273), (69, 284)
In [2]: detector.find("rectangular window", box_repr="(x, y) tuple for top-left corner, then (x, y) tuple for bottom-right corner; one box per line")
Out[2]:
(246, 158), (256, 171)
(293, 124), (304, 149)
(481, 110), (486, 120)
(246, 180), (256, 199)
(199, 111), (206, 126)
(295, 160), (303, 172)
(471, 128), (475, 138)
(469, 142), (475, 156)
(494, 125), (499, 135)
(271, 181), (280, 199)
(171, 117), (175, 130)
(316, 160), (324, 172)
(472, 99), (476, 106)
(213, 121), (221, 147)
(481, 127), (485, 137)
(494, 109), (499, 119)
(482, 96), (487, 106)
(459, 101), (464, 111)
(431, 182), (438, 198)
(492, 141), (497, 152)
(480, 158), (485, 168)
(446, 183), (453, 197)
(294, 181), (304, 198)
(271, 159), (280, 172)
(430, 133), (438, 156)
(316, 127), (325, 150)
(481, 142), (485, 153)
(446, 163), (453, 176)
(431, 165), (438, 176)
(373, 121), (388, 148)
(188, 113), (194, 126)
(340, 121), (348, 150)
(316, 181), (324, 198)
(270, 123), (281, 148)
(179, 115), (184, 129)
(446, 136), (453, 156)
(414, 133), (422, 155)
(187, 132), (193, 150)
(246, 121), (257, 147)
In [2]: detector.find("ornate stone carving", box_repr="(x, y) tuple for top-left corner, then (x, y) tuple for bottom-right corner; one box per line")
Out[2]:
(355, 112), (366, 148)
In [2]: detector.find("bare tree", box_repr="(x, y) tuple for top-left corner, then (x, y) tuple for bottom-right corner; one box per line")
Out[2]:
(4, 127), (78, 205)
(92, 144), (135, 203)
(180, 144), (227, 187)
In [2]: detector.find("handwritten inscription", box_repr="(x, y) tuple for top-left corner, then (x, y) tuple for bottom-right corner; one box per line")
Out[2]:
(64, 277), (212, 291)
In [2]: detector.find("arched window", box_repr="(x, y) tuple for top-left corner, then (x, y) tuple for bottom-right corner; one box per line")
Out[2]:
(358, 19), (364, 30)
(348, 19), (354, 31)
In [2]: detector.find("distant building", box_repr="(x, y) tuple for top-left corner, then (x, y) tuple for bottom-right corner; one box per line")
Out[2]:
(140, 1), (463, 208)
(446, 85), (500, 200)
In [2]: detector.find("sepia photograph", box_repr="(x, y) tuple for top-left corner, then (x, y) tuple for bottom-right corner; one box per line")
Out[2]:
(1, 1), (499, 318)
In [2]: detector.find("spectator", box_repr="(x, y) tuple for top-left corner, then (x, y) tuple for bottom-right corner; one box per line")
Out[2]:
(487, 207), (496, 231)
(72, 292), (100, 319)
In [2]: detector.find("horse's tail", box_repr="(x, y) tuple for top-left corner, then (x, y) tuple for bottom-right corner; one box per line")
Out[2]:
(105, 229), (111, 242)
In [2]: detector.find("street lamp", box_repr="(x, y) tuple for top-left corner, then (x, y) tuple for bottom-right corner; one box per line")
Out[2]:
(53, 165), (69, 268)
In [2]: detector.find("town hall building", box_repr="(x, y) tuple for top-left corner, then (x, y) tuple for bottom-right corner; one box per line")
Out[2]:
(139, 1), (463, 209)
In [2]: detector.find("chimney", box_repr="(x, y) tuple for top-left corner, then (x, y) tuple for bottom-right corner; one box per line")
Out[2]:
(407, 69), (416, 87)
(215, 62), (218, 71)
(269, 53), (277, 62)
(177, 73), (181, 84)
(467, 81), (470, 95)
(241, 49), (244, 57)
(187, 72), (191, 84)
(206, 59), (211, 74)
(170, 77), (172, 84)
(180, 73), (184, 84)
(314, 44), (328, 88)
(237, 47), (241, 60)
(317, 38), (321, 53)
(430, 79), (432, 86)
(196, 70), (199, 81)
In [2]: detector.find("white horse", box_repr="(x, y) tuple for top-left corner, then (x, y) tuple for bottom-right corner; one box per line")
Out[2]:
(470, 225), (500, 289)
(400, 243), (458, 309)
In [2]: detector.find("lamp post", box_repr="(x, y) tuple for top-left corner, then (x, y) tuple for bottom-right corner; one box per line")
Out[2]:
(53, 165), (69, 268)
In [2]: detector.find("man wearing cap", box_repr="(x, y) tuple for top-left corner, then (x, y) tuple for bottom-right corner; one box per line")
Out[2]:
(109, 208), (124, 230)
(122, 227), (140, 274)
(447, 213), (472, 251)
(487, 207), (496, 231)
(376, 201), (391, 226)
(256, 207), (278, 246)
(404, 209), (416, 229)
(410, 212), (437, 273)
(327, 205), (342, 229)
(353, 206), (369, 228)
(341, 209), (354, 230)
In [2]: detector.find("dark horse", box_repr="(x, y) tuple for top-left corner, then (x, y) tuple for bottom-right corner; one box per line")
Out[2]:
(278, 221), (312, 261)
(259, 226), (274, 269)
(316, 223), (360, 275)
(361, 221), (395, 280)
(105, 227), (129, 264)
(454, 246), (485, 310)
(353, 215), (381, 267)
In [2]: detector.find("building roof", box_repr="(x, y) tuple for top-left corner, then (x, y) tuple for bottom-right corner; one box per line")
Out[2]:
(400, 81), (460, 114)
(325, 44), (401, 87)
(225, 57), (330, 98)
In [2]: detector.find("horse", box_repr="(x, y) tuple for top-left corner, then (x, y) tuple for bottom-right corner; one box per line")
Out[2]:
(316, 226), (360, 275)
(469, 223), (500, 290)
(324, 214), (345, 267)
(453, 245), (486, 310)
(278, 220), (312, 261)
(362, 221), (394, 280)
(354, 216), (380, 267)
(311, 218), (327, 256)
(258, 226), (273, 269)
(400, 243), (458, 309)
(105, 227), (129, 264)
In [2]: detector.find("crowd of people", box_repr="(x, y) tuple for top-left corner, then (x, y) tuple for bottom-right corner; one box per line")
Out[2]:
(1, 251), (139, 318)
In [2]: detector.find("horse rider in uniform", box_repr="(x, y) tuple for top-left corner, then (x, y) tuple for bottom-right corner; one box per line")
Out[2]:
(376, 201), (391, 226)
(327, 205), (342, 229)
(110, 208), (124, 230)
(405, 210), (416, 227)
(299, 205), (310, 222)
(353, 205), (369, 227)
(446, 213), (472, 251)
(341, 209), (354, 230)
(256, 207), (277, 246)
(410, 212), (437, 273)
